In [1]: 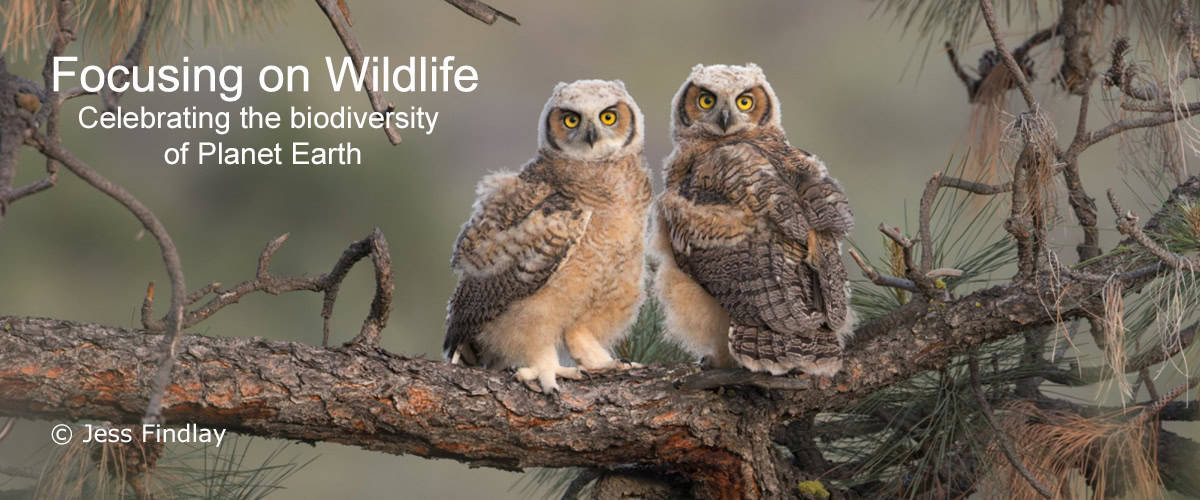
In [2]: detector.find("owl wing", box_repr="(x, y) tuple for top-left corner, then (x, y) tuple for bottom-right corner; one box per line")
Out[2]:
(443, 171), (590, 365)
(784, 152), (854, 236)
(663, 143), (830, 336)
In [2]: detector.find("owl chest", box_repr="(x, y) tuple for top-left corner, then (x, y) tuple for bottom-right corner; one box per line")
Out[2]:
(555, 209), (645, 299)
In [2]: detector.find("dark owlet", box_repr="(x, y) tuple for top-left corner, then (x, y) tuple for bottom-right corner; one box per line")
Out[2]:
(651, 63), (855, 376)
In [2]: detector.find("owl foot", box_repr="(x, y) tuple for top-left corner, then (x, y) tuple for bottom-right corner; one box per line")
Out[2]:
(515, 365), (584, 394)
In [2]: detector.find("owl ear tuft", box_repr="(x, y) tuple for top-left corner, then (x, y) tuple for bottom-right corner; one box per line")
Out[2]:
(691, 63), (705, 73)
(745, 62), (763, 74)
(612, 79), (627, 91)
(552, 82), (568, 94)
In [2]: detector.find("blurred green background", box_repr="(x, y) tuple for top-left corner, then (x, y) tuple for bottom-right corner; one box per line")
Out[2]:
(1, 0), (1195, 498)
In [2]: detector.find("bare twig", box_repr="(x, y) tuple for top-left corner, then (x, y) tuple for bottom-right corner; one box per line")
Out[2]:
(1080, 105), (1200, 152)
(880, 224), (917, 273)
(1061, 75), (1101, 261)
(917, 176), (940, 273)
(328, 228), (394, 347)
(1107, 189), (1199, 270)
(315, 0), (403, 145)
(24, 129), (186, 425)
(849, 249), (920, 293)
(969, 352), (1054, 498)
(944, 42), (981, 102)
(4, 174), (57, 206)
(141, 230), (394, 348)
(919, 173), (1014, 270)
(98, 0), (154, 112)
(1012, 26), (1055, 63)
(57, 86), (93, 104)
(443, 0), (519, 25)
(926, 268), (964, 279)
(1139, 369), (1160, 401)
(1138, 375), (1200, 425)
(978, 0), (1037, 109)
(936, 174), (1014, 195)
(944, 25), (1052, 103)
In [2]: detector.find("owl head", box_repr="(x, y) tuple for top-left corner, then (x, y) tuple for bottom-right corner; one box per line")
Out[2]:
(538, 79), (645, 161)
(670, 63), (783, 139)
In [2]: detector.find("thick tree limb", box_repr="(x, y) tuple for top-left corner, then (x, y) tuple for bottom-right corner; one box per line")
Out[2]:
(0, 316), (757, 497)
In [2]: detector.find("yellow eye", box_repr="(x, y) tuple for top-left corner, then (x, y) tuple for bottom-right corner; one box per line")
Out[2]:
(697, 93), (716, 109)
(736, 94), (754, 111)
(563, 112), (580, 128)
(600, 110), (617, 126)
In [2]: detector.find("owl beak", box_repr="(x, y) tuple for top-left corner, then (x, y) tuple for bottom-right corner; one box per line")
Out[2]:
(584, 124), (598, 148)
(718, 108), (732, 132)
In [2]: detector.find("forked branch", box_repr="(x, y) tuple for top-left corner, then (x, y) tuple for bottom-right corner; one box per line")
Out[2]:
(141, 230), (395, 348)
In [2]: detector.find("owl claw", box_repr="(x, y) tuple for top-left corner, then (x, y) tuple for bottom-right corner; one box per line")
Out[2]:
(515, 366), (583, 394)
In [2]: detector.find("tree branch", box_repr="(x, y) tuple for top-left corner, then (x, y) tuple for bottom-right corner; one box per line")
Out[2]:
(848, 249), (920, 293)
(1107, 189), (1200, 271)
(98, 0), (154, 112)
(0, 316), (760, 497)
(140, 230), (394, 348)
(443, 0), (519, 25)
(969, 353), (1053, 498)
(314, 0), (403, 145)
(22, 129), (186, 426)
(978, 0), (1037, 109)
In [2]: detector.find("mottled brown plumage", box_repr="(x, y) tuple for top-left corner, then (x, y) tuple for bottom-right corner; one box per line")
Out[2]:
(652, 64), (854, 376)
(445, 80), (652, 392)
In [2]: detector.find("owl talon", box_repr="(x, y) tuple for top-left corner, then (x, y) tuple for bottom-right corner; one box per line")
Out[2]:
(515, 366), (582, 394)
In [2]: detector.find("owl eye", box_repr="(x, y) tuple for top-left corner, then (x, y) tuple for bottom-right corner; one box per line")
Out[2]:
(599, 110), (617, 126)
(736, 94), (754, 111)
(697, 93), (716, 110)
(563, 112), (580, 128)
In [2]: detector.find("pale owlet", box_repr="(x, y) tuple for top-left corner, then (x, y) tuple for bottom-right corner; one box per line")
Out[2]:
(444, 79), (652, 393)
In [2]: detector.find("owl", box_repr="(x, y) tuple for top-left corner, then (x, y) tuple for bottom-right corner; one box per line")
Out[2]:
(651, 63), (855, 376)
(444, 79), (652, 393)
